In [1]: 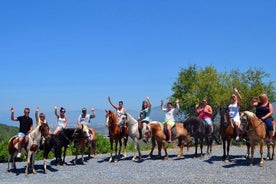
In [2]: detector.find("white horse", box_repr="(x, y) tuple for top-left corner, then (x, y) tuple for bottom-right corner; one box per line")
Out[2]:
(119, 113), (142, 161)
(7, 124), (50, 176)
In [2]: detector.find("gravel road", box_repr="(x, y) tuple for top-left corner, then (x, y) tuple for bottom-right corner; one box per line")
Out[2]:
(1, 145), (276, 184)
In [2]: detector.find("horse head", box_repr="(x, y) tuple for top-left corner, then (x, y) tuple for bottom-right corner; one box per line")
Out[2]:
(219, 107), (230, 126)
(142, 123), (152, 142)
(240, 111), (257, 133)
(40, 123), (50, 137)
(105, 109), (118, 128)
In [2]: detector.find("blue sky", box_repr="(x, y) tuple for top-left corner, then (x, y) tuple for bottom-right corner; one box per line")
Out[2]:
(0, 1), (275, 124)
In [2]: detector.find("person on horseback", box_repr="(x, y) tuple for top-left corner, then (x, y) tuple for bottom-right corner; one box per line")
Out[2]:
(251, 93), (274, 145)
(77, 107), (96, 140)
(196, 99), (213, 133)
(10, 107), (33, 158)
(53, 106), (68, 135)
(161, 99), (180, 143)
(228, 88), (242, 141)
(137, 96), (152, 141)
(108, 96), (127, 138)
(35, 107), (49, 126)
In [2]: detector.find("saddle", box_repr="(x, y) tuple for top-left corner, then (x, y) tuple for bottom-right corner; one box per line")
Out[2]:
(163, 124), (177, 141)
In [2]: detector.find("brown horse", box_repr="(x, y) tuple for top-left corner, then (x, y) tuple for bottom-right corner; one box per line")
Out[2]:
(266, 121), (276, 160)
(240, 111), (266, 166)
(184, 117), (213, 159)
(7, 123), (50, 176)
(143, 121), (190, 159)
(219, 108), (250, 162)
(105, 110), (128, 162)
(73, 124), (97, 164)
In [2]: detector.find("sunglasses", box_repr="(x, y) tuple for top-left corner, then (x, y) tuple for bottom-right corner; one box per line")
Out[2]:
(24, 111), (30, 114)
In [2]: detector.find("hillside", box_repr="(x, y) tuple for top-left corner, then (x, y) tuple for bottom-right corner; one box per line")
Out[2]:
(0, 123), (18, 141)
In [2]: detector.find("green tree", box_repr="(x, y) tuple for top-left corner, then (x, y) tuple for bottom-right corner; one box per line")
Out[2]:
(170, 65), (275, 120)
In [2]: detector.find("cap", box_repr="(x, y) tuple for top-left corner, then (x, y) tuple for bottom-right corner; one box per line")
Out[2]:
(82, 108), (87, 111)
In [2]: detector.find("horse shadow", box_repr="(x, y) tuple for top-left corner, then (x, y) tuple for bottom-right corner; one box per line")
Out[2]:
(203, 154), (251, 167)
(8, 163), (58, 176)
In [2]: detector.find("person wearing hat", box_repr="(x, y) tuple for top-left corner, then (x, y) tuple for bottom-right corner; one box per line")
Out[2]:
(77, 107), (96, 140)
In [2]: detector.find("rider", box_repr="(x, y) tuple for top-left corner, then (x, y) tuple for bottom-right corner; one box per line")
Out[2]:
(161, 99), (180, 143)
(228, 88), (242, 141)
(196, 98), (213, 133)
(53, 106), (68, 135)
(35, 107), (49, 126)
(137, 96), (152, 141)
(251, 93), (274, 145)
(108, 96), (127, 137)
(77, 107), (96, 140)
(10, 107), (34, 158)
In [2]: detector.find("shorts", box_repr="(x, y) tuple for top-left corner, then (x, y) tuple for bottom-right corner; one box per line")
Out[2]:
(163, 121), (175, 127)
(18, 132), (26, 137)
(204, 118), (212, 125)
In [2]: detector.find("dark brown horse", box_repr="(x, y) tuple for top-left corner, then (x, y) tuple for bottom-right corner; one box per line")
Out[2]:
(7, 123), (50, 176)
(184, 117), (213, 159)
(105, 110), (128, 162)
(219, 107), (250, 162)
(143, 121), (190, 159)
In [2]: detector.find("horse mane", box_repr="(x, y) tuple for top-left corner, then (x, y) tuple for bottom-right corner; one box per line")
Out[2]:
(125, 113), (138, 124)
(29, 125), (41, 139)
(242, 111), (260, 126)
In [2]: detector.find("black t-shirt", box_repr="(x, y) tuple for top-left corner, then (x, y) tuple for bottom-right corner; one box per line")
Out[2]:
(17, 116), (33, 134)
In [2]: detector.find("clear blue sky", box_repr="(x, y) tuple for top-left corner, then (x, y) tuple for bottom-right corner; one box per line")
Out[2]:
(1, 1), (275, 120)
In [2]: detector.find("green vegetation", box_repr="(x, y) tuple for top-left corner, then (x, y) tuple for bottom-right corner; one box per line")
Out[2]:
(0, 123), (18, 142)
(170, 65), (275, 119)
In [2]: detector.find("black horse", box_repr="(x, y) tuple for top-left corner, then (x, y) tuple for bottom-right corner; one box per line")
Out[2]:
(183, 117), (213, 158)
(42, 128), (84, 172)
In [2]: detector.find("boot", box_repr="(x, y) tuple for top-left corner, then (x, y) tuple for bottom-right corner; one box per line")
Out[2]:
(138, 127), (142, 139)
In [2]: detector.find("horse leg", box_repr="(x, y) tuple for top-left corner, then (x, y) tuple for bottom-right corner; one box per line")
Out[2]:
(114, 140), (119, 163)
(200, 138), (204, 159)
(157, 141), (162, 159)
(109, 139), (113, 162)
(222, 139), (226, 161)
(162, 141), (168, 160)
(74, 146), (78, 165)
(92, 140), (97, 158)
(148, 137), (156, 158)
(25, 152), (31, 176)
(194, 139), (198, 158)
(123, 137), (127, 158)
(259, 142), (264, 167)
(250, 143), (254, 166)
(177, 138), (184, 158)
(266, 144), (271, 160)
(32, 152), (37, 174)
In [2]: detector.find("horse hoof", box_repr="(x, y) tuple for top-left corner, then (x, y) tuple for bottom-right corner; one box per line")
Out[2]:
(224, 159), (229, 163)
(177, 154), (183, 158)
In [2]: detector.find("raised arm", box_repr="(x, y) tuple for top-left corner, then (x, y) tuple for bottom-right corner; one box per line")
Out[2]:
(146, 96), (152, 110)
(10, 107), (18, 121)
(174, 99), (180, 113)
(90, 107), (96, 118)
(108, 96), (118, 110)
(54, 105), (59, 118)
(35, 107), (39, 123)
(234, 88), (242, 105)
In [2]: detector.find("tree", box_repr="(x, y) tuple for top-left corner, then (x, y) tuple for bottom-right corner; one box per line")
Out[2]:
(170, 65), (275, 121)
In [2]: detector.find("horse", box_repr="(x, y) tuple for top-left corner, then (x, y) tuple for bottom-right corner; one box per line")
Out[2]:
(118, 113), (142, 161)
(142, 121), (190, 159)
(183, 117), (213, 159)
(42, 128), (77, 172)
(7, 123), (50, 176)
(105, 110), (128, 162)
(73, 124), (97, 164)
(219, 107), (250, 162)
(239, 111), (266, 166)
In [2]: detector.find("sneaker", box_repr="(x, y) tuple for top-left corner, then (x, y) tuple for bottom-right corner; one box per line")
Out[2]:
(268, 139), (273, 145)
(17, 152), (21, 158)
(167, 140), (172, 143)
(235, 136), (240, 142)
